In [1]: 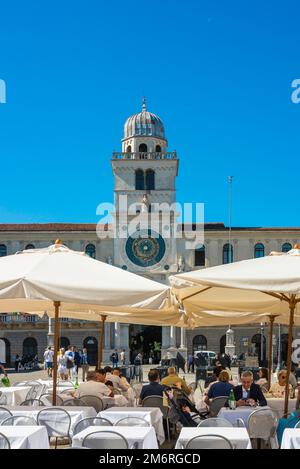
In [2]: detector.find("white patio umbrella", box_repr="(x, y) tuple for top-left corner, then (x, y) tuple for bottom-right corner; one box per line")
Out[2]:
(0, 241), (179, 402)
(170, 246), (300, 415)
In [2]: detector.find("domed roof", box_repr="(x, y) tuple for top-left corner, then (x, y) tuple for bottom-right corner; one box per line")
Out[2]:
(123, 98), (166, 140)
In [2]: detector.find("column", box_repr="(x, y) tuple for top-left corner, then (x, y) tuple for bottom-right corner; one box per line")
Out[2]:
(114, 322), (121, 349)
(180, 328), (186, 349)
(47, 316), (54, 347)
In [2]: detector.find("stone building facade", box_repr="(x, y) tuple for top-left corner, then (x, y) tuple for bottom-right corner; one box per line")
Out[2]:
(0, 99), (299, 365)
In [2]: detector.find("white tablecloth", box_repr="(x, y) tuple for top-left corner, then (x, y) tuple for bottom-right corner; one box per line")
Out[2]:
(175, 427), (252, 449)
(73, 425), (158, 449)
(0, 426), (49, 449)
(6, 406), (96, 435)
(98, 407), (164, 444)
(218, 402), (295, 426)
(218, 406), (261, 426)
(0, 387), (31, 405)
(281, 429), (300, 449)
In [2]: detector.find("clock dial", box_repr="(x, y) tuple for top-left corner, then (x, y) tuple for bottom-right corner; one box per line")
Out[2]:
(125, 230), (166, 267)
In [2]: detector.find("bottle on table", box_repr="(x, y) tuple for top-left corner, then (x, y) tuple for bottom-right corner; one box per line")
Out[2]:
(228, 389), (236, 410)
(73, 376), (79, 390)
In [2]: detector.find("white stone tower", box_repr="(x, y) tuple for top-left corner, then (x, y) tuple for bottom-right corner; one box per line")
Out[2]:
(111, 98), (179, 280)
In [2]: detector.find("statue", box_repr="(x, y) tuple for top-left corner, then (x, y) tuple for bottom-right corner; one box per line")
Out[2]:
(141, 194), (149, 213)
(177, 256), (185, 272)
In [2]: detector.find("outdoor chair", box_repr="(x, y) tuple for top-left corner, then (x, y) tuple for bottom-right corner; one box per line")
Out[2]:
(40, 393), (64, 406)
(60, 388), (75, 395)
(79, 395), (104, 412)
(37, 407), (71, 449)
(73, 417), (113, 435)
(1, 415), (37, 426)
(235, 418), (246, 427)
(0, 392), (7, 405)
(209, 396), (229, 417)
(189, 382), (197, 392)
(0, 407), (12, 424)
(132, 383), (143, 405)
(0, 432), (11, 449)
(197, 417), (233, 427)
(185, 434), (233, 449)
(20, 398), (45, 407)
(63, 398), (85, 407)
(115, 417), (150, 426)
(247, 408), (278, 449)
(82, 430), (129, 449)
(142, 395), (170, 440)
(25, 383), (44, 400)
(294, 421), (300, 428)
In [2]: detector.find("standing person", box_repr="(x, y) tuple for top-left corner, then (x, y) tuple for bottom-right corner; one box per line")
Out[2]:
(43, 346), (54, 378)
(120, 349), (126, 365)
(187, 354), (194, 373)
(110, 349), (119, 369)
(134, 352), (143, 382)
(57, 348), (68, 381)
(81, 348), (89, 382)
(73, 346), (81, 376)
(65, 346), (75, 379)
(14, 354), (21, 373)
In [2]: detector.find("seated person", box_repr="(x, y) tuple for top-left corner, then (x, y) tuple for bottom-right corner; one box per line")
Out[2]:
(104, 366), (128, 392)
(105, 380), (115, 397)
(75, 370), (112, 399)
(268, 370), (293, 398)
(114, 368), (130, 389)
(204, 365), (225, 388)
(140, 370), (165, 402)
(204, 370), (234, 406)
(176, 398), (199, 427)
(256, 367), (269, 392)
(161, 367), (191, 395)
(277, 409), (300, 446)
(234, 370), (267, 407)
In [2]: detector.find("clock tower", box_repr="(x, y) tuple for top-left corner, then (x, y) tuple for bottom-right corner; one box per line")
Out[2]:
(111, 98), (179, 281)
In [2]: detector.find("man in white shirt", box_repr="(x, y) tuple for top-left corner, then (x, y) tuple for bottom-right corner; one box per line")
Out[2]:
(104, 366), (128, 392)
(43, 346), (54, 377)
(74, 370), (112, 399)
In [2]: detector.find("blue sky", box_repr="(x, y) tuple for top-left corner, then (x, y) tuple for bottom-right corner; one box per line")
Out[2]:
(0, 0), (299, 227)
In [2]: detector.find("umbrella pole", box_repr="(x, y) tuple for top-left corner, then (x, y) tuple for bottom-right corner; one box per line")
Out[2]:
(267, 315), (275, 390)
(284, 296), (296, 416)
(52, 301), (60, 406)
(98, 315), (107, 369)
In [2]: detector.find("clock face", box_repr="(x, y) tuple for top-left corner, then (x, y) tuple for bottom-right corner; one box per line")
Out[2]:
(125, 229), (166, 267)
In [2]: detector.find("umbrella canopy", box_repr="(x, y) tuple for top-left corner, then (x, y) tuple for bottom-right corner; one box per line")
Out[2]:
(0, 241), (180, 403)
(0, 242), (176, 315)
(170, 247), (300, 316)
(170, 246), (300, 414)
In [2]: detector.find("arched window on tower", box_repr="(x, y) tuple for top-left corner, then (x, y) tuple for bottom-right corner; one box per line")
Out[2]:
(254, 243), (264, 258)
(155, 145), (161, 153)
(85, 244), (96, 259)
(145, 169), (155, 190)
(126, 145), (131, 153)
(0, 245), (7, 257)
(135, 169), (144, 190)
(139, 143), (148, 153)
(195, 245), (205, 266)
(223, 243), (233, 264)
(282, 242), (292, 253)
